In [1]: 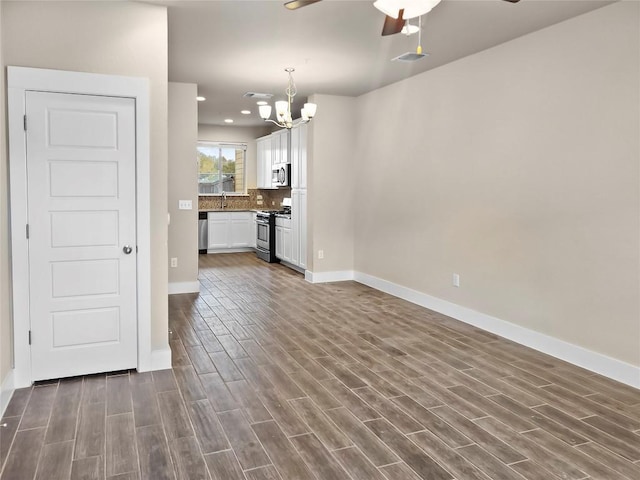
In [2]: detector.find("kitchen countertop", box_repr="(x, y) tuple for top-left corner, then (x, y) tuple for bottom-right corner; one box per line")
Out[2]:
(200, 208), (286, 214)
(199, 208), (255, 212)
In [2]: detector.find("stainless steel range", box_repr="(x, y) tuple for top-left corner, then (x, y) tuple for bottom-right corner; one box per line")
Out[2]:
(255, 206), (291, 263)
(255, 210), (278, 263)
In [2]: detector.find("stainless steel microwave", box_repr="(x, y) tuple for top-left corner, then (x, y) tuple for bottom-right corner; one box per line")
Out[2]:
(272, 163), (290, 187)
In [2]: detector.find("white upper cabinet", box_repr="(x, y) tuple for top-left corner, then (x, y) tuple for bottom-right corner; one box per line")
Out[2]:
(271, 129), (289, 165)
(298, 124), (307, 189)
(270, 132), (280, 166)
(256, 136), (274, 189)
(257, 130), (292, 189)
(290, 124), (307, 190)
(290, 126), (300, 189)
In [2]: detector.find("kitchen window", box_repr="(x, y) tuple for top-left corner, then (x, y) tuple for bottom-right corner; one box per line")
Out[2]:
(197, 142), (247, 195)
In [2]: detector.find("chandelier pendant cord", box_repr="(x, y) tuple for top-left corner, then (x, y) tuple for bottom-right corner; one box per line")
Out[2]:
(285, 68), (297, 115)
(417, 15), (423, 54)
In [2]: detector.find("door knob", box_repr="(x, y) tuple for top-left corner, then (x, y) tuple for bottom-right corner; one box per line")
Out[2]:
(123, 245), (133, 255)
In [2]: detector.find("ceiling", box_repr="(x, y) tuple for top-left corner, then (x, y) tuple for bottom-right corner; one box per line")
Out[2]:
(157, 0), (614, 127)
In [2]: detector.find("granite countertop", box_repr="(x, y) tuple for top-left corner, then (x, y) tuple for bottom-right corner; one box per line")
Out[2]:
(199, 208), (254, 212)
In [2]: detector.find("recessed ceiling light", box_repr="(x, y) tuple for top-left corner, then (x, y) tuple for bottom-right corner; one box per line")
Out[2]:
(224, 119), (234, 124)
(241, 110), (251, 115)
(256, 101), (268, 106)
(196, 96), (206, 102)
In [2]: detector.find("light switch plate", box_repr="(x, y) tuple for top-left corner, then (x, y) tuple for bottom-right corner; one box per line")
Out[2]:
(178, 200), (192, 210)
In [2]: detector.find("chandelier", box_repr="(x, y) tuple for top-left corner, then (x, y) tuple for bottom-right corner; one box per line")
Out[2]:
(258, 68), (317, 129)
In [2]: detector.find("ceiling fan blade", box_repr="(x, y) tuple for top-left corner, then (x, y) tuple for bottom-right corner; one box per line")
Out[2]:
(502, 0), (521, 3)
(381, 9), (405, 36)
(284, 0), (322, 10)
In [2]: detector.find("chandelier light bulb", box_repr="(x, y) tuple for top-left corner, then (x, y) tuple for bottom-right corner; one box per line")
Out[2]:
(275, 101), (288, 118)
(303, 103), (317, 119)
(259, 105), (272, 120)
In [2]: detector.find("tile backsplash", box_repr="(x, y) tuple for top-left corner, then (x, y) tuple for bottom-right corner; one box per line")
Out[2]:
(198, 188), (291, 210)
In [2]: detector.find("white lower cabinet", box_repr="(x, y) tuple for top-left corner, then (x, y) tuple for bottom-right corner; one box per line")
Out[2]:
(207, 211), (253, 251)
(276, 192), (306, 270)
(275, 216), (292, 263)
(208, 214), (229, 249)
(250, 212), (257, 248)
(275, 225), (284, 259)
(230, 216), (250, 247)
(283, 227), (292, 262)
(291, 189), (307, 269)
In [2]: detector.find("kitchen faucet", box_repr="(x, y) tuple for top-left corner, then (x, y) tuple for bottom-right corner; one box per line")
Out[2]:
(221, 191), (227, 209)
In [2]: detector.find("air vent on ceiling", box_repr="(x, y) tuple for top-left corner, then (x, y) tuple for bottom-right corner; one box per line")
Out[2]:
(392, 52), (429, 62)
(243, 92), (274, 99)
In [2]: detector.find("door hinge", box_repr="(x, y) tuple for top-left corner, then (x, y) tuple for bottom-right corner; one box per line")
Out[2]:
(26, 224), (29, 239)
(23, 115), (27, 131)
(28, 330), (31, 345)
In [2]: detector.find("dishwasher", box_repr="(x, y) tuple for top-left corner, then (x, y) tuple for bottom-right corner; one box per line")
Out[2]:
(198, 211), (208, 254)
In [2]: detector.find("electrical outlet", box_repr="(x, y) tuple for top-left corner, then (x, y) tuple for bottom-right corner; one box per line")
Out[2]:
(170, 257), (178, 268)
(452, 273), (460, 287)
(178, 200), (192, 210)
(318, 250), (324, 259)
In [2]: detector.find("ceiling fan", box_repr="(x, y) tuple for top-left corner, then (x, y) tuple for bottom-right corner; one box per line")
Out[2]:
(284, 0), (521, 36)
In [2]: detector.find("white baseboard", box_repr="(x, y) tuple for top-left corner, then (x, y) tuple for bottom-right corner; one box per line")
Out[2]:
(354, 271), (640, 389)
(206, 248), (253, 254)
(305, 270), (355, 284)
(148, 347), (172, 371)
(1, 370), (15, 417)
(168, 281), (200, 295)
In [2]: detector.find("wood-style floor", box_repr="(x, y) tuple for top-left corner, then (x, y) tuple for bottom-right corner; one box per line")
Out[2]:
(1, 252), (639, 480)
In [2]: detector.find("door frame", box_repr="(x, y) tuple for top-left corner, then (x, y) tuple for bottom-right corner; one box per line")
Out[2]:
(7, 66), (154, 387)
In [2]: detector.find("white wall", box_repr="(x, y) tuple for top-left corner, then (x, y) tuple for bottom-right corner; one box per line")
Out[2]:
(0, 0), (12, 389)
(353, 2), (639, 368)
(198, 124), (271, 190)
(169, 83), (199, 293)
(1, 1), (170, 360)
(307, 94), (357, 274)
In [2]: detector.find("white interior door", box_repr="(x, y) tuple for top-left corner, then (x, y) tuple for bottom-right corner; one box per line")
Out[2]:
(26, 91), (138, 381)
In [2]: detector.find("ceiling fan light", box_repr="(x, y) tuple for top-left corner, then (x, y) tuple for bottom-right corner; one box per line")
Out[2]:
(375, 0), (442, 19)
(373, 0), (402, 18)
(259, 105), (272, 120)
(405, 0), (441, 18)
(401, 23), (420, 35)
